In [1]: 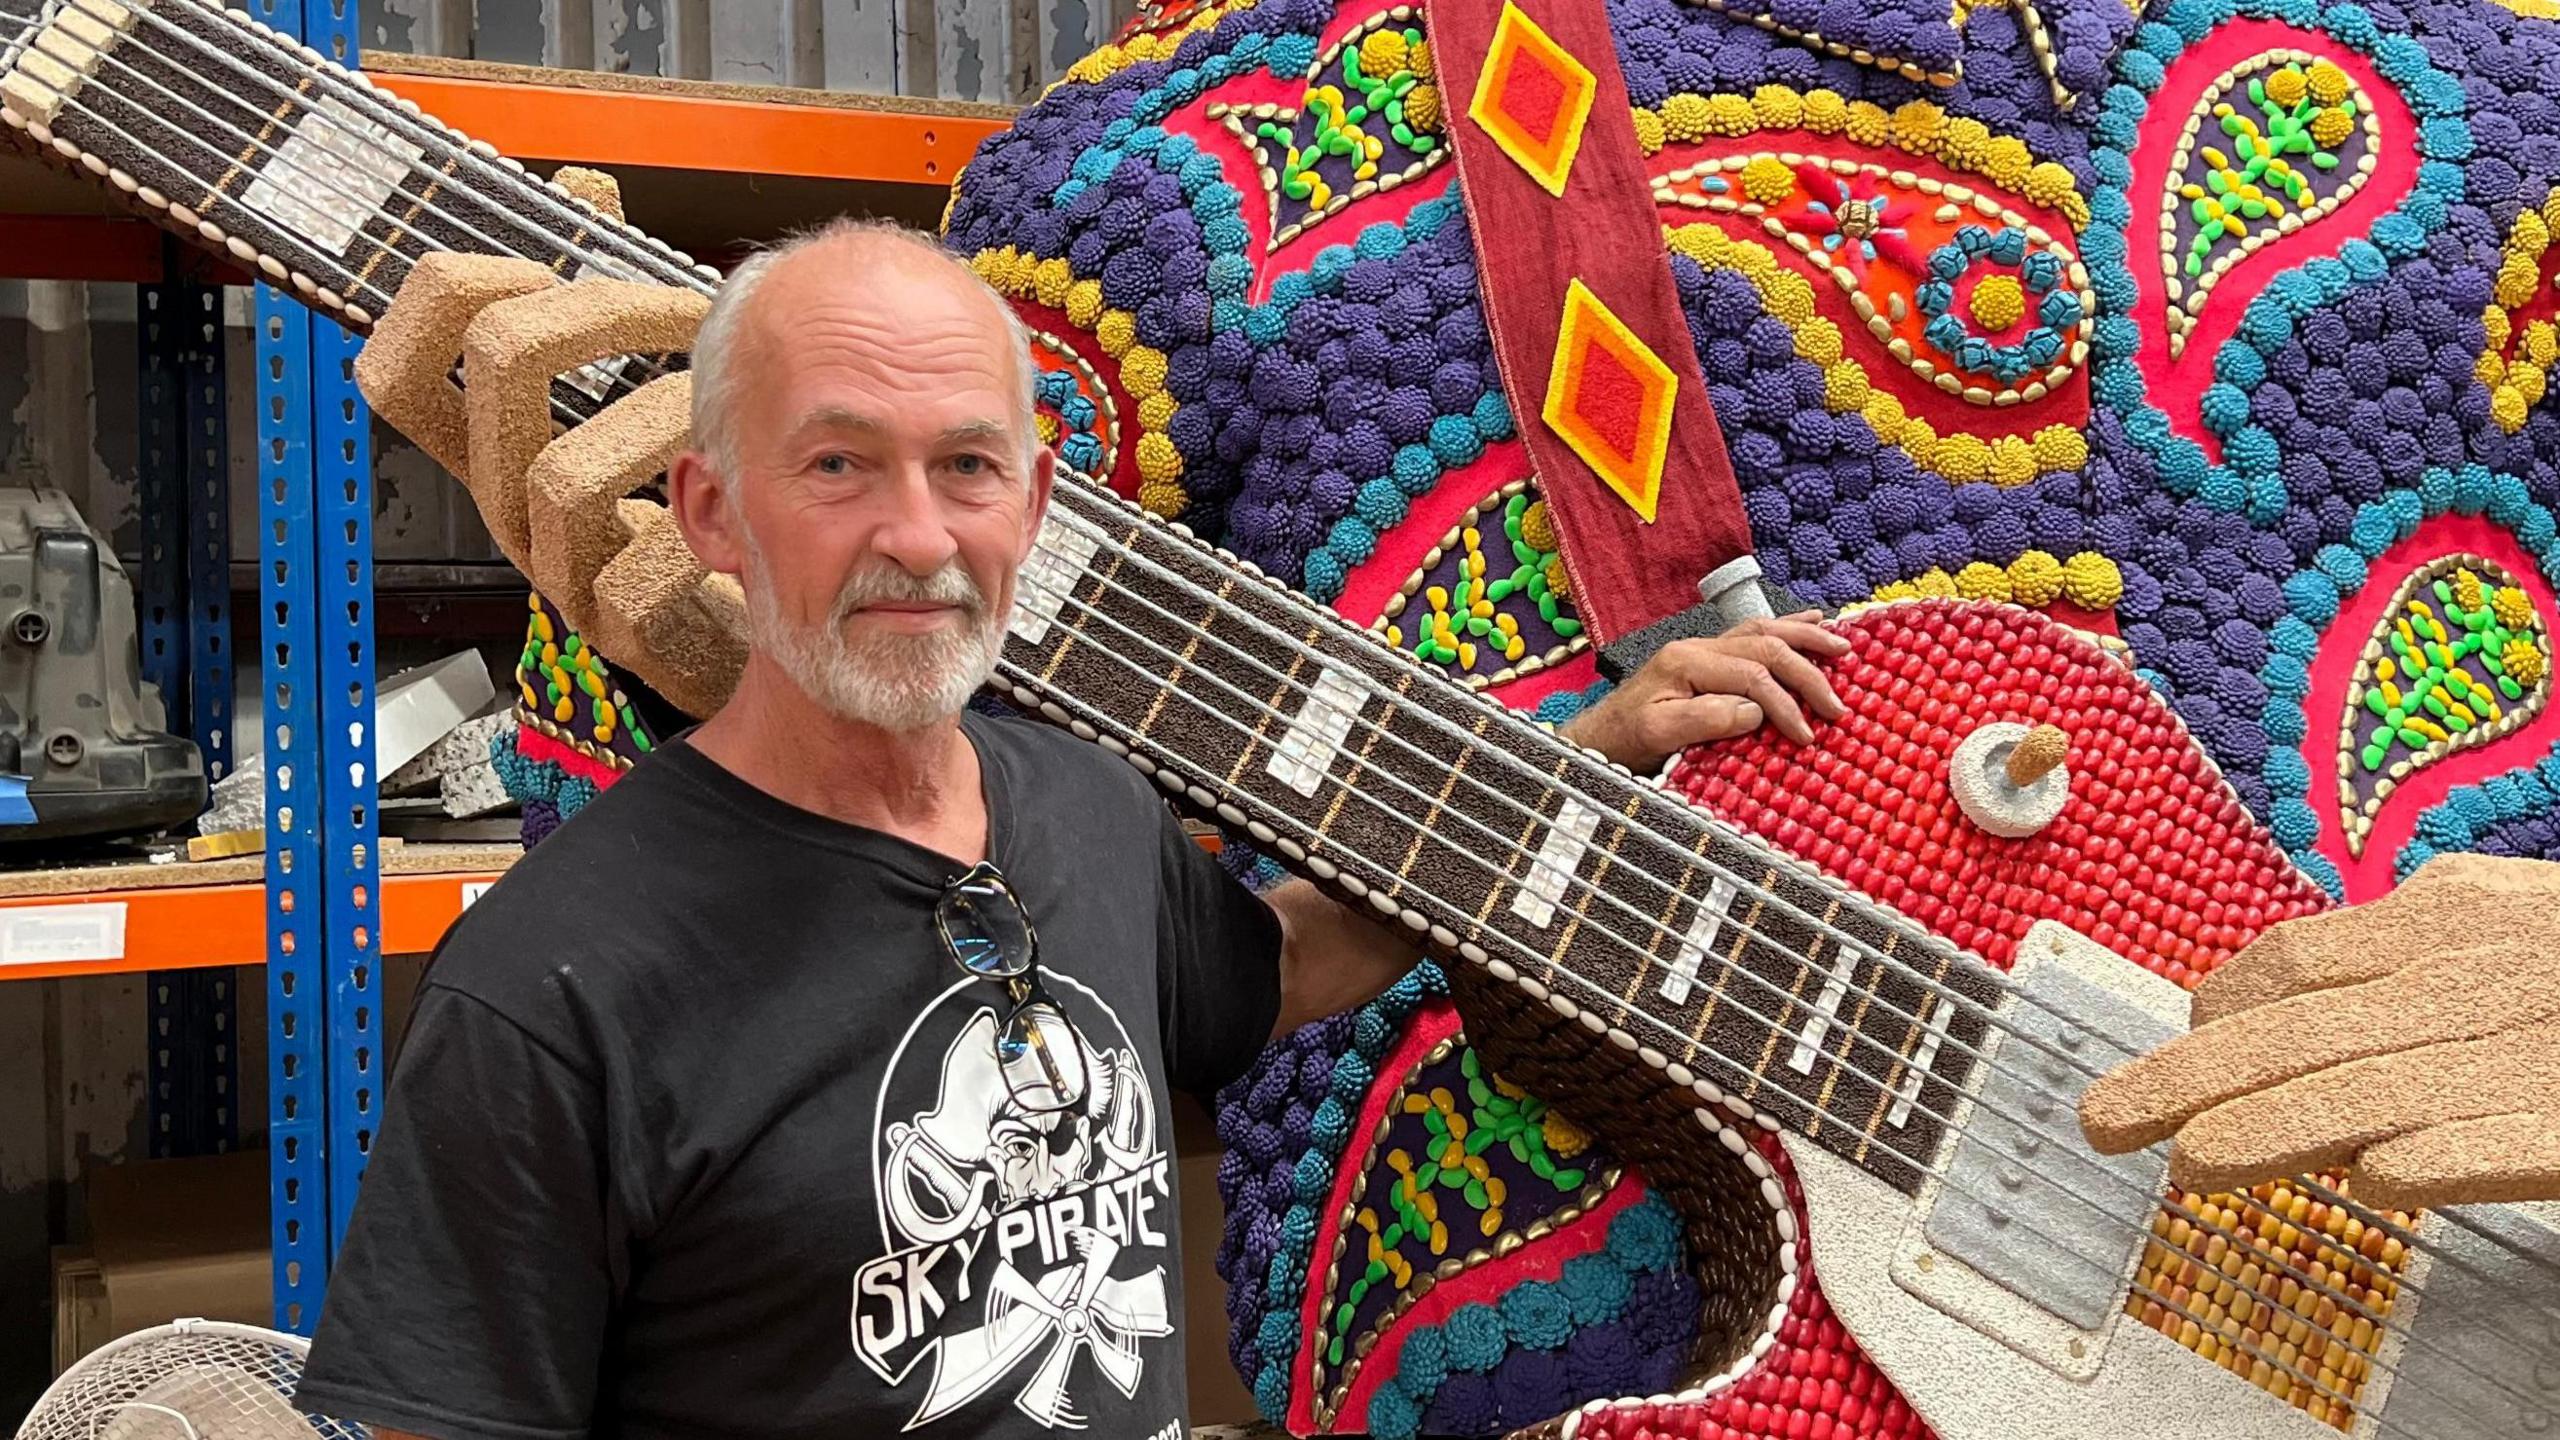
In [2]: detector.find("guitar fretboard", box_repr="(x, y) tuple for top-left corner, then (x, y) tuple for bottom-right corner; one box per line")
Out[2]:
(1002, 482), (2005, 1194)
(2, 0), (709, 336)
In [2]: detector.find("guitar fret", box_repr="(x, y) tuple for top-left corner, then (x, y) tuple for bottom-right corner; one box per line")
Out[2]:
(1135, 578), (1230, 738)
(1509, 792), (1601, 930)
(1270, 664), (1371, 799)
(1784, 902), (1853, 1077)
(1687, 878), (1770, 1046)
(1222, 630), (1319, 789)
(1880, 962), (1956, 1133)
(1806, 936), (1881, 1140)
(1544, 799), (1644, 983)
(1658, 873), (1740, 1006)
(1390, 713), (1493, 887)
(1313, 670), (1408, 837)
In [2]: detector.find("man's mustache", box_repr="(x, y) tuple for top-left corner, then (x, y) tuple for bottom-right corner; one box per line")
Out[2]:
(829, 564), (989, 625)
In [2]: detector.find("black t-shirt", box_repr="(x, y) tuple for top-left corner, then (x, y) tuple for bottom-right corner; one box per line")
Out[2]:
(296, 712), (1283, 1440)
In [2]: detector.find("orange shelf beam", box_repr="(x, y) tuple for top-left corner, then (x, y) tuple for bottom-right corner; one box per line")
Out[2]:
(369, 69), (1007, 186)
(0, 870), (499, 981)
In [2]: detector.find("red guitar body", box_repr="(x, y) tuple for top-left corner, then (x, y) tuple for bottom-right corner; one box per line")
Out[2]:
(1560, 596), (2338, 1440)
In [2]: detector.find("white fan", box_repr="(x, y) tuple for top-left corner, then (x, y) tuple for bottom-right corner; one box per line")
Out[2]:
(16, 1320), (369, 1440)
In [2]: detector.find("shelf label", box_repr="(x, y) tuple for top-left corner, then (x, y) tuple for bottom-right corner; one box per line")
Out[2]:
(0, 903), (129, 968)
(460, 881), (495, 909)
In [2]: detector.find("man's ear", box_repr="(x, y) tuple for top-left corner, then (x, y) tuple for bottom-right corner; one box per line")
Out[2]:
(1019, 445), (1058, 566)
(667, 450), (746, 578)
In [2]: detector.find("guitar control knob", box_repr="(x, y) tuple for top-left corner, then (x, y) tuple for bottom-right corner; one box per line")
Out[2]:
(1952, 721), (2071, 839)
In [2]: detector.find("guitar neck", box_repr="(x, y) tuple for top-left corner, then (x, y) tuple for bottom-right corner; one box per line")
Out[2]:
(6, 0), (2005, 1196)
(1003, 483), (2005, 1194)
(1, 0), (711, 331)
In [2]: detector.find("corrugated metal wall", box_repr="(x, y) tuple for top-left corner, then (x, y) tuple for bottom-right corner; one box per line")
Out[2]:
(360, 0), (1137, 104)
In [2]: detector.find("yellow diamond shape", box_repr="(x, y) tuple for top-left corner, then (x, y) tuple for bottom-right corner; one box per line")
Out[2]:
(1466, 1), (1598, 198)
(1543, 279), (1676, 523)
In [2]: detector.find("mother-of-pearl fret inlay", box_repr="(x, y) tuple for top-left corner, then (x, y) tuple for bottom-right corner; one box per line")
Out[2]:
(1010, 508), (1108, 645)
(238, 94), (428, 259)
(1887, 992), (1957, 1128)
(1658, 873), (1740, 1004)
(1510, 799), (1601, 928)
(1786, 939), (1862, 1075)
(1268, 665), (1368, 798)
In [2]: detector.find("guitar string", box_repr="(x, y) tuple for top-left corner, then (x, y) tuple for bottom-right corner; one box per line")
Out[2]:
(0, 17), (689, 420)
(1020, 483), (2560, 1311)
(996, 556), (2546, 1431)
(83, 0), (711, 293)
(33, 0), (706, 306)
(1002, 506), (2559, 1368)
(17, 0), (2554, 1310)
(0, 60), (626, 436)
(1004, 496), (2560, 1355)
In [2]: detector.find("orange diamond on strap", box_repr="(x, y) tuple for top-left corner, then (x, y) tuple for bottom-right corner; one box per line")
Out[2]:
(1544, 278), (1676, 522)
(1466, 1), (1597, 198)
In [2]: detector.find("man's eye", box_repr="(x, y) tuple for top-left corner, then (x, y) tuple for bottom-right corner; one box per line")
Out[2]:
(816, 454), (852, 475)
(952, 454), (987, 476)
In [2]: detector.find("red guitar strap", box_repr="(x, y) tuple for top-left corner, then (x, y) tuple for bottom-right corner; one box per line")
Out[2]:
(1430, 0), (1759, 646)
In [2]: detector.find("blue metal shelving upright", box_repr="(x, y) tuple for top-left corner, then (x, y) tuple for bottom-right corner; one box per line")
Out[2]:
(252, 0), (383, 1336)
(138, 241), (238, 1163)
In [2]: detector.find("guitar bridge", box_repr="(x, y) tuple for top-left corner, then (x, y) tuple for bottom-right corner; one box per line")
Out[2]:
(1891, 921), (2182, 1378)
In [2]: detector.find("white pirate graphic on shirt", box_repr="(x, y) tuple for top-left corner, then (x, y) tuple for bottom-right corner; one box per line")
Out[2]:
(855, 972), (1177, 1431)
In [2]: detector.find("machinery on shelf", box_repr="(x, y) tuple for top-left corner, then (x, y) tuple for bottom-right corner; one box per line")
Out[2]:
(0, 483), (205, 845)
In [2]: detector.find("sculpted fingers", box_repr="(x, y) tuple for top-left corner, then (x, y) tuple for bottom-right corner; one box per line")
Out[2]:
(2186, 911), (2407, 1028)
(2354, 1110), (2560, 1211)
(523, 370), (696, 641)
(462, 279), (711, 564)
(2083, 944), (2550, 1155)
(352, 252), (558, 478)
(591, 507), (748, 719)
(2190, 856), (2560, 1026)
(2164, 1021), (2560, 1197)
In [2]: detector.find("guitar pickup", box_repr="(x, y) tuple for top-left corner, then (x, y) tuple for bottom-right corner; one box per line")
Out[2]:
(1891, 920), (2181, 1378)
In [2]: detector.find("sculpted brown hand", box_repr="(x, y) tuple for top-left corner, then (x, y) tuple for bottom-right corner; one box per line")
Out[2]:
(351, 176), (747, 720)
(2081, 852), (2560, 1211)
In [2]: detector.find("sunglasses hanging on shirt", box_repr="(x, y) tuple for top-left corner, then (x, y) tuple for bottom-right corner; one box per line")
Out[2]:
(934, 862), (1092, 1114)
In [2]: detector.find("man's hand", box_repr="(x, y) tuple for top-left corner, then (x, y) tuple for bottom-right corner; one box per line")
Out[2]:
(2080, 853), (2560, 1211)
(1562, 612), (1850, 775)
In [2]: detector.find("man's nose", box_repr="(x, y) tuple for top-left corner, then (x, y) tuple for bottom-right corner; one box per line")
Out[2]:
(871, 468), (961, 575)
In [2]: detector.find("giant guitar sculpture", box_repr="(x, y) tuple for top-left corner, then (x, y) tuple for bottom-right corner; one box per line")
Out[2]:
(5, 3), (2559, 1440)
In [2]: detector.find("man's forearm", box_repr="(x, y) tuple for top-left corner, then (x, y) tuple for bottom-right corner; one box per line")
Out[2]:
(1265, 878), (1422, 1037)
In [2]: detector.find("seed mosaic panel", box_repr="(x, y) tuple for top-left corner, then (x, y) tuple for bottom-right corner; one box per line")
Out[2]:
(916, 0), (2560, 1432)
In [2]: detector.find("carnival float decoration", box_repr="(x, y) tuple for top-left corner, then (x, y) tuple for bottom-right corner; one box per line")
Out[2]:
(6, 0), (2556, 1435)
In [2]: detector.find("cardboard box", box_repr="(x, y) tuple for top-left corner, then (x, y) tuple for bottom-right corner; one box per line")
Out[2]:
(72, 1150), (271, 1359)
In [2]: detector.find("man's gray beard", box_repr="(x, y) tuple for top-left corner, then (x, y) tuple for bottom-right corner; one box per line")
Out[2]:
(742, 544), (1004, 732)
